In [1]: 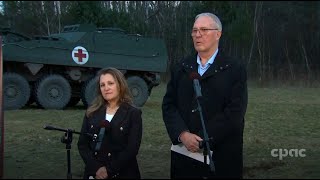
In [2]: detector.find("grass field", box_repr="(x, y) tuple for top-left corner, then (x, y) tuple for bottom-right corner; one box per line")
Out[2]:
(3, 83), (320, 179)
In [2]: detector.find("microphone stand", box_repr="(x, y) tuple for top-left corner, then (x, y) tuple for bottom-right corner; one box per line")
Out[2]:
(195, 97), (215, 173)
(43, 125), (94, 179)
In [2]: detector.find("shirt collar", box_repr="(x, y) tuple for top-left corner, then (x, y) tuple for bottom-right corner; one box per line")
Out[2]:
(196, 48), (219, 67)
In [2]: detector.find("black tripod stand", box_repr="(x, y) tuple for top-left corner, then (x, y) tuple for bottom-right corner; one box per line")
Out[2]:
(195, 97), (215, 173)
(191, 75), (215, 173)
(44, 125), (93, 179)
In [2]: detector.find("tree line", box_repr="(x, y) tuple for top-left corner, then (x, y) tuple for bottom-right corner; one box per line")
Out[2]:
(0, 1), (319, 86)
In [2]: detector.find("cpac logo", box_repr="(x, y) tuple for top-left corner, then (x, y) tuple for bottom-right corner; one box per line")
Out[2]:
(271, 149), (306, 160)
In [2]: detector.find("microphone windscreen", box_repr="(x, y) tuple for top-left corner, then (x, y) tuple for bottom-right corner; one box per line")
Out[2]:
(189, 72), (201, 80)
(100, 120), (111, 129)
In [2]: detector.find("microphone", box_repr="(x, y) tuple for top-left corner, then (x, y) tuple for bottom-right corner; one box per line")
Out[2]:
(44, 124), (94, 139)
(100, 120), (111, 130)
(44, 125), (71, 132)
(44, 125), (56, 130)
(190, 72), (202, 98)
(95, 120), (110, 153)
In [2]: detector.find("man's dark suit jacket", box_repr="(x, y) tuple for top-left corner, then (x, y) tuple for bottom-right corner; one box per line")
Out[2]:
(77, 102), (142, 179)
(162, 51), (248, 178)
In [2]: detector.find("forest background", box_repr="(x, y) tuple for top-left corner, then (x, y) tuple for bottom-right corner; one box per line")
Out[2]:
(0, 1), (319, 87)
(1, 1), (320, 179)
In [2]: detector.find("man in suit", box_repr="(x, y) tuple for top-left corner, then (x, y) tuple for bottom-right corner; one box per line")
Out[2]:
(162, 12), (248, 178)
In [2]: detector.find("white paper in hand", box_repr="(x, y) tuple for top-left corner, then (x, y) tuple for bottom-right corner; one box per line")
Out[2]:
(171, 143), (213, 165)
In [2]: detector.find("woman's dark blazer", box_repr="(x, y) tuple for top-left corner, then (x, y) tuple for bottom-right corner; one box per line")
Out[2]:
(77, 102), (142, 179)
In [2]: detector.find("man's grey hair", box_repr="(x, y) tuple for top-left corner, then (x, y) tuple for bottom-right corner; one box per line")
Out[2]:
(195, 13), (222, 31)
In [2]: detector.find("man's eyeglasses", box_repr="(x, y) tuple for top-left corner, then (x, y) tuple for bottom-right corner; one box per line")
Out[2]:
(191, 28), (219, 36)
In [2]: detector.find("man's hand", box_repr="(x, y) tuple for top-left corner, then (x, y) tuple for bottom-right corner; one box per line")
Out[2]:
(95, 166), (108, 179)
(180, 131), (203, 153)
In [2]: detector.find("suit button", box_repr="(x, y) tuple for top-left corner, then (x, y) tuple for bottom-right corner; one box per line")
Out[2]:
(108, 153), (111, 157)
(91, 125), (93, 128)
(120, 127), (123, 131)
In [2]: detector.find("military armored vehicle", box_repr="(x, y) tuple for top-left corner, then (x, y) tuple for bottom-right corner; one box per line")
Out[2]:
(2, 24), (168, 110)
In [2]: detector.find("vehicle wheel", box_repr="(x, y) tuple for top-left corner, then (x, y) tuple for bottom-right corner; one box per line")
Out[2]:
(81, 77), (98, 108)
(3, 72), (30, 110)
(35, 74), (71, 109)
(127, 76), (149, 107)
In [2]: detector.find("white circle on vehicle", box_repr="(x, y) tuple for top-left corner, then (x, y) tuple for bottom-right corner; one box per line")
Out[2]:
(72, 46), (89, 65)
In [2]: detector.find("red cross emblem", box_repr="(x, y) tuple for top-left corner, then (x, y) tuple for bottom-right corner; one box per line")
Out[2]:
(72, 46), (89, 65)
(74, 49), (87, 62)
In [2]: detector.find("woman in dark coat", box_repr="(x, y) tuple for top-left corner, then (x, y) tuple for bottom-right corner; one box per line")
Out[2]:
(77, 67), (142, 179)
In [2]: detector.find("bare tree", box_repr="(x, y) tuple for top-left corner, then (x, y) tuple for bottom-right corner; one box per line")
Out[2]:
(248, 1), (263, 68)
(54, 1), (61, 33)
(300, 35), (311, 81)
(285, 40), (295, 81)
(41, 1), (50, 36)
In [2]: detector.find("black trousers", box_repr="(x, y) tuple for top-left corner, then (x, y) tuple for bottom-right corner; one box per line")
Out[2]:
(170, 151), (216, 179)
